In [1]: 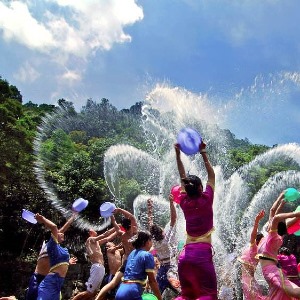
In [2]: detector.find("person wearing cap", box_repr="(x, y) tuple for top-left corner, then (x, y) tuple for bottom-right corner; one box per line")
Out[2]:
(26, 214), (77, 300)
(147, 195), (177, 294)
(237, 210), (265, 300)
(174, 141), (217, 299)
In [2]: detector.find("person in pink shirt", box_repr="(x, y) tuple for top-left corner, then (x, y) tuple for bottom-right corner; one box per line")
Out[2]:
(174, 141), (217, 300)
(257, 192), (300, 299)
(278, 247), (300, 287)
(238, 210), (266, 300)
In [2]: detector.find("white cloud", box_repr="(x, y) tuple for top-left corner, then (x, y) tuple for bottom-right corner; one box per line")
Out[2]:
(60, 69), (81, 83)
(0, 1), (55, 52)
(0, 0), (144, 58)
(14, 61), (40, 83)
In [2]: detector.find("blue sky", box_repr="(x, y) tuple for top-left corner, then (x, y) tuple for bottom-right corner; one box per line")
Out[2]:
(0, 0), (300, 146)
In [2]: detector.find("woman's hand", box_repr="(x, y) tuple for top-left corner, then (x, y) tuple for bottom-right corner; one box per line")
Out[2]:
(255, 210), (265, 222)
(35, 213), (44, 224)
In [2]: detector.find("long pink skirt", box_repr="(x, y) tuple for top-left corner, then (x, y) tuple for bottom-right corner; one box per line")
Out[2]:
(241, 265), (266, 300)
(175, 242), (217, 300)
(262, 264), (298, 300)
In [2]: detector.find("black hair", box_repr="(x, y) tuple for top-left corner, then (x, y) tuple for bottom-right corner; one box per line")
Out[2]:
(44, 231), (51, 242)
(150, 224), (164, 242)
(256, 232), (264, 245)
(277, 221), (287, 236)
(130, 231), (152, 249)
(182, 175), (203, 197)
(121, 218), (131, 231)
(279, 246), (291, 256)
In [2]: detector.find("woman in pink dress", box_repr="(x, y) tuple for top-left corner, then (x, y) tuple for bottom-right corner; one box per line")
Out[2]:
(174, 141), (217, 300)
(278, 247), (300, 287)
(238, 210), (266, 300)
(257, 192), (300, 299)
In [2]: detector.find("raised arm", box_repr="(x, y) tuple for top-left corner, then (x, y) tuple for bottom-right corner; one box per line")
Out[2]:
(269, 192), (285, 221)
(94, 224), (118, 242)
(35, 213), (58, 239)
(110, 215), (123, 236)
(270, 211), (300, 231)
(174, 143), (186, 183)
(114, 207), (138, 235)
(58, 211), (78, 233)
(169, 194), (177, 227)
(266, 192), (286, 231)
(199, 141), (215, 189)
(249, 210), (265, 244)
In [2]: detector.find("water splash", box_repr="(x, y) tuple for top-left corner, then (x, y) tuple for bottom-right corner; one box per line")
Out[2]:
(34, 107), (111, 232)
(34, 82), (300, 291)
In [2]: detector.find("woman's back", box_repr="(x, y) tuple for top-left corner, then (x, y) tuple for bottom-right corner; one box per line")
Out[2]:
(180, 184), (214, 237)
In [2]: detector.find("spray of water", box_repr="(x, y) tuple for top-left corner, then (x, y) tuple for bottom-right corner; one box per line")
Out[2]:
(34, 82), (300, 289)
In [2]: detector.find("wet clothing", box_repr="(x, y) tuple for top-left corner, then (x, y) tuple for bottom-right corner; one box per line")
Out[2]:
(37, 273), (64, 300)
(37, 236), (69, 300)
(26, 242), (48, 300)
(115, 249), (155, 300)
(153, 226), (176, 293)
(238, 243), (266, 300)
(156, 263), (171, 293)
(176, 184), (217, 300)
(278, 254), (300, 287)
(258, 231), (298, 299)
(256, 230), (281, 262)
(47, 236), (69, 272)
(176, 242), (217, 300)
(180, 185), (214, 237)
(26, 273), (46, 300)
(262, 264), (299, 300)
(101, 274), (119, 299)
(86, 263), (105, 293)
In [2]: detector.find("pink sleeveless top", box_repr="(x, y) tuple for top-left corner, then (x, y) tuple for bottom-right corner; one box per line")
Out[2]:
(180, 184), (214, 237)
(256, 231), (282, 262)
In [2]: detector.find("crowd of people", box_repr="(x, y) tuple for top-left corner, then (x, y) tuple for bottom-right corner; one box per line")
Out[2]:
(8, 140), (300, 300)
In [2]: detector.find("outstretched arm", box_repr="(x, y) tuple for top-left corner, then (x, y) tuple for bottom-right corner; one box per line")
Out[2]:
(58, 211), (78, 233)
(271, 211), (300, 231)
(94, 224), (118, 243)
(249, 210), (265, 244)
(199, 141), (215, 189)
(35, 213), (58, 240)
